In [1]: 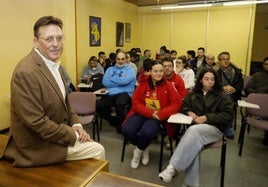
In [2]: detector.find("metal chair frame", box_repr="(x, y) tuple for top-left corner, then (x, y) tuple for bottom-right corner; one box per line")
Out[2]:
(121, 129), (173, 172)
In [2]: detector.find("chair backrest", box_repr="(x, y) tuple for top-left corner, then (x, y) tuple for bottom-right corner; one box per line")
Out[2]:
(68, 92), (96, 115)
(242, 75), (251, 96)
(246, 93), (268, 118)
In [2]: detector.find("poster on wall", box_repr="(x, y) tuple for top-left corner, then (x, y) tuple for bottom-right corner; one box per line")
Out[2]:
(125, 23), (131, 43)
(89, 16), (101, 46)
(116, 22), (124, 47)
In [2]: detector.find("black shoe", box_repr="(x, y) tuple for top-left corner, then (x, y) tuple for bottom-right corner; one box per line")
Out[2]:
(116, 125), (122, 134)
(263, 138), (268, 146)
(226, 134), (234, 139)
(225, 127), (234, 139)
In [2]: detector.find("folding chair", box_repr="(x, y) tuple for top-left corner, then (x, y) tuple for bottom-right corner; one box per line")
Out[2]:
(69, 92), (100, 141)
(238, 93), (268, 156)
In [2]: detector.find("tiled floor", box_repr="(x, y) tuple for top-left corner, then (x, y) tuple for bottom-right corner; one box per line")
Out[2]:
(87, 112), (268, 187)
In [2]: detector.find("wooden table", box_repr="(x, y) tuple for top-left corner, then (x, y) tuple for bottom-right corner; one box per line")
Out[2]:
(86, 171), (164, 187)
(0, 159), (108, 187)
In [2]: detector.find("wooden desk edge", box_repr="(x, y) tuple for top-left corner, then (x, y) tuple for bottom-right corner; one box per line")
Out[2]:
(88, 171), (164, 187)
(80, 160), (109, 187)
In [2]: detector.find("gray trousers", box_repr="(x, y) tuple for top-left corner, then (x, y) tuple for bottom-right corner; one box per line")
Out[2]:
(170, 124), (223, 187)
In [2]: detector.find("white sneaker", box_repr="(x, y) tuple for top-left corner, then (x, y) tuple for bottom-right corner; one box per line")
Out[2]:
(141, 148), (149, 165)
(130, 147), (143, 169)
(158, 164), (176, 182)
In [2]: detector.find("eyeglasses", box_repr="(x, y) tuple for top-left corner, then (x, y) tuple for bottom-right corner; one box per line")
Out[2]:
(163, 64), (173, 68)
(37, 35), (64, 44)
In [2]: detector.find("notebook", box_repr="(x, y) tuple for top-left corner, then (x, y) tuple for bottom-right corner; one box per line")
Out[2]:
(168, 113), (193, 124)
(237, 100), (260, 109)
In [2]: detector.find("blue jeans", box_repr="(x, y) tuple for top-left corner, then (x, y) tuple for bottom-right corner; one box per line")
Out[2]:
(121, 114), (163, 150)
(170, 124), (223, 187)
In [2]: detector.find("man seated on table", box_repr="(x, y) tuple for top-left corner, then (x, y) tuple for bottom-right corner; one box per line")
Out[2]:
(96, 51), (136, 133)
(4, 15), (105, 167)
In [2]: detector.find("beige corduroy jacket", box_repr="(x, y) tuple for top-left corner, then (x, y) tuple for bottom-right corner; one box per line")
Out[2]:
(4, 49), (79, 167)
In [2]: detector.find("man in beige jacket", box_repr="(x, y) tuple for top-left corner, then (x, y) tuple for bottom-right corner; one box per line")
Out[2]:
(4, 16), (105, 167)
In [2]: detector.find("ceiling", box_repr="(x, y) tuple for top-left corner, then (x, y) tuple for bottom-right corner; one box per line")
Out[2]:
(124, 0), (230, 7)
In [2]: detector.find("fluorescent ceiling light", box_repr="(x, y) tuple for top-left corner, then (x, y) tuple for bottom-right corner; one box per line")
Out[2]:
(161, 4), (212, 10)
(224, 0), (268, 6)
(152, 0), (268, 10)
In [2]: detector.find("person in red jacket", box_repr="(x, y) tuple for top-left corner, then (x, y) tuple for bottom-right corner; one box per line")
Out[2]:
(121, 60), (182, 169)
(163, 58), (188, 98)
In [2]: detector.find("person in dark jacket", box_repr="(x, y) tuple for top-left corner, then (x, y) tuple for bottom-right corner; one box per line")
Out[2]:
(244, 56), (268, 145)
(217, 51), (243, 139)
(159, 68), (233, 186)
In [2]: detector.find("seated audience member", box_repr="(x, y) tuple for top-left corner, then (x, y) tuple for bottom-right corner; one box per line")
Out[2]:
(244, 56), (268, 145)
(190, 47), (206, 74)
(170, 50), (178, 61)
(81, 56), (104, 83)
(96, 51), (136, 133)
(4, 15), (105, 167)
(126, 52), (138, 75)
(98, 51), (106, 68)
(159, 68), (233, 186)
(196, 54), (220, 78)
(60, 66), (76, 93)
(156, 45), (167, 60)
(159, 51), (167, 61)
(176, 56), (195, 91)
(217, 51), (243, 139)
(163, 58), (188, 98)
(245, 56), (268, 95)
(130, 51), (143, 74)
(170, 50), (178, 71)
(137, 58), (153, 84)
(186, 50), (196, 67)
(121, 60), (182, 169)
(141, 49), (152, 61)
(104, 52), (116, 72)
(165, 49), (171, 58)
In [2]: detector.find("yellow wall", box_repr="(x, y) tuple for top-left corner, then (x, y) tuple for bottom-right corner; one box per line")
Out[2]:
(138, 5), (256, 75)
(0, 0), (76, 130)
(75, 0), (138, 83)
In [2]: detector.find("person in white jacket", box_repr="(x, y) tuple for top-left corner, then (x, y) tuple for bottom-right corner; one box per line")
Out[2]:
(176, 55), (195, 91)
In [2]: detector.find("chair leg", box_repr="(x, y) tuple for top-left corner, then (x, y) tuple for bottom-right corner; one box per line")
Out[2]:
(95, 116), (100, 142)
(220, 138), (227, 187)
(239, 118), (247, 156)
(247, 125), (251, 133)
(169, 137), (173, 155)
(92, 122), (96, 141)
(159, 132), (165, 172)
(121, 137), (127, 162)
(238, 116), (246, 144)
(99, 117), (103, 131)
(233, 105), (237, 131)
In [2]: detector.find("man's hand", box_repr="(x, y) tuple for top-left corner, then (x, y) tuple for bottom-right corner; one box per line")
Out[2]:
(223, 85), (236, 94)
(72, 126), (93, 143)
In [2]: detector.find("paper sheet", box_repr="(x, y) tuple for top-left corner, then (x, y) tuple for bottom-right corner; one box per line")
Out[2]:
(168, 113), (193, 124)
